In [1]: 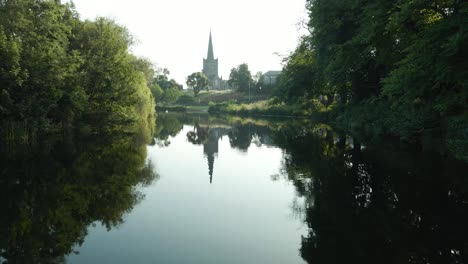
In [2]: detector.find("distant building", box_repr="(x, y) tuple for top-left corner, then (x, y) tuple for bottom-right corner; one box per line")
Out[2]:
(202, 31), (229, 90)
(262, 71), (282, 86)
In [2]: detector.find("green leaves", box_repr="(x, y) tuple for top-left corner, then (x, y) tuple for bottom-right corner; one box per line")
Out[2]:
(228, 63), (253, 93)
(186, 72), (209, 97)
(150, 68), (182, 104)
(275, 0), (467, 159)
(0, 0), (156, 136)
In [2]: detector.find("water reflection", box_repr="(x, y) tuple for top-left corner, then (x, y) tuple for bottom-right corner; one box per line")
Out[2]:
(2, 112), (466, 263)
(155, 113), (468, 264)
(273, 124), (468, 264)
(186, 123), (231, 183)
(0, 128), (156, 263)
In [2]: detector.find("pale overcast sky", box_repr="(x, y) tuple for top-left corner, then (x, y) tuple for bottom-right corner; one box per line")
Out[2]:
(67, 0), (308, 85)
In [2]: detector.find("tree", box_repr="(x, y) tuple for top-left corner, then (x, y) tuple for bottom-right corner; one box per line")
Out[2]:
(228, 63), (253, 92)
(149, 82), (164, 102)
(162, 86), (181, 103)
(150, 67), (182, 104)
(274, 38), (326, 103)
(186, 72), (209, 97)
(131, 57), (155, 85)
(252, 71), (265, 94)
(0, 0), (80, 129)
(153, 68), (180, 91)
(0, 1), (156, 136)
(271, 0), (467, 159)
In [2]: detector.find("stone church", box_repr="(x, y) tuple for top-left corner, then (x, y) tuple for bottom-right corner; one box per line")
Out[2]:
(202, 32), (229, 90)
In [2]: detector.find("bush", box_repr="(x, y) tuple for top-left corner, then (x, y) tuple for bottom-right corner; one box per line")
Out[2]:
(176, 94), (195, 105)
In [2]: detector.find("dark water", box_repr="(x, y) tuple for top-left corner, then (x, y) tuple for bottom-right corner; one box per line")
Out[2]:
(1, 113), (467, 264)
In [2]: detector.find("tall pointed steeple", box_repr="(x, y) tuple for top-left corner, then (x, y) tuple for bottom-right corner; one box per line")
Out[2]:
(203, 30), (221, 89)
(207, 31), (214, 60)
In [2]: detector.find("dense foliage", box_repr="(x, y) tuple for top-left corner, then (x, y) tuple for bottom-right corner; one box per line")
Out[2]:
(275, 0), (467, 160)
(149, 68), (182, 104)
(0, 0), (156, 138)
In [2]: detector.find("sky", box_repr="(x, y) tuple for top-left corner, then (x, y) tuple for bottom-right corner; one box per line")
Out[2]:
(67, 0), (308, 85)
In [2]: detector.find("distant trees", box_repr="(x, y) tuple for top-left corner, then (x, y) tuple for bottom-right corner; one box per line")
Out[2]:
(228, 63), (253, 92)
(149, 68), (181, 104)
(186, 72), (209, 97)
(252, 71), (266, 94)
(0, 0), (156, 136)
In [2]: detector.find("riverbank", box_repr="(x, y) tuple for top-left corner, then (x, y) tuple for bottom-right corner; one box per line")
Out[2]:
(156, 105), (209, 113)
(207, 99), (332, 118)
(206, 100), (467, 162)
(156, 90), (270, 114)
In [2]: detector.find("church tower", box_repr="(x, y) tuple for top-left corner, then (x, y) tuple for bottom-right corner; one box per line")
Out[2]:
(203, 31), (220, 89)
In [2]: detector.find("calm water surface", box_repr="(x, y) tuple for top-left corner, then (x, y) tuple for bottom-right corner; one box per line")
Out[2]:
(1, 113), (467, 264)
(68, 124), (307, 264)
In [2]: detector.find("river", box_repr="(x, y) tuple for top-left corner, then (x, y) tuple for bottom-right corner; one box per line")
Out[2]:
(1, 113), (467, 263)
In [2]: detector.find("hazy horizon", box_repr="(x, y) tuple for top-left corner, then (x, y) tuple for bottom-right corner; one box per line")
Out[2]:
(67, 0), (308, 85)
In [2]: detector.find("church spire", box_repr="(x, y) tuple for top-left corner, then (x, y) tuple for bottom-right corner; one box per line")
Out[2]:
(207, 31), (214, 60)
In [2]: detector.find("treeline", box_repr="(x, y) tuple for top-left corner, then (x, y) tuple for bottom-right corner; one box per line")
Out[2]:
(276, 0), (467, 159)
(149, 68), (183, 104)
(0, 0), (156, 139)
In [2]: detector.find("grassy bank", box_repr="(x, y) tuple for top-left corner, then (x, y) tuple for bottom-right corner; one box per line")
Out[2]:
(208, 99), (333, 118)
(158, 90), (270, 114)
(176, 90), (269, 105)
(156, 105), (209, 113)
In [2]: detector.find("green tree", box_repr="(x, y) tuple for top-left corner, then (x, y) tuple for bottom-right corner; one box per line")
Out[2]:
(153, 68), (180, 91)
(273, 0), (467, 159)
(151, 68), (182, 104)
(0, 0), (156, 137)
(252, 71), (265, 94)
(131, 57), (155, 86)
(274, 38), (327, 103)
(228, 63), (253, 92)
(162, 86), (181, 103)
(186, 72), (209, 97)
(69, 17), (155, 133)
(0, 26), (27, 116)
(0, 0), (81, 130)
(149, 82), (164, 102)
(381, 0), (468, 141)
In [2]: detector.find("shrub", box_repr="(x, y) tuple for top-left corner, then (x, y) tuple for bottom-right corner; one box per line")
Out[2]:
(176, 94), (195, 105)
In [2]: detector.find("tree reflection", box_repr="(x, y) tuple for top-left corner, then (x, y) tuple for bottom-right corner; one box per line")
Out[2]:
(274, 123), (468, 264)
(0, 125), (157, 263)
(228, 125), (252, 151)
(155, 113), (468, 264)
(153, 114), (184, 146)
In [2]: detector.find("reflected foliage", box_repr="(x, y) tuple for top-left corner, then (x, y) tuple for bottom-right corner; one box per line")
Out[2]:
(187, 123), (209, 145)
(0, 124), (156, 263)
(274, 124), (468, 264)
(161, 113), (468, 264)
(153, 114), (184, 146)
(228, 125), (252, 151)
